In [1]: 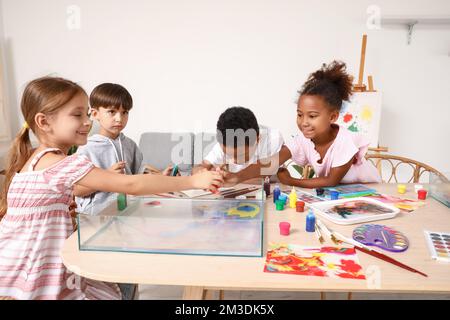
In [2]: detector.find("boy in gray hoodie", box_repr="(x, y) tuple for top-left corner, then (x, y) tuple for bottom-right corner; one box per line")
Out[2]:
(74, 83), (144, 215)
(74, 83), (144, 300)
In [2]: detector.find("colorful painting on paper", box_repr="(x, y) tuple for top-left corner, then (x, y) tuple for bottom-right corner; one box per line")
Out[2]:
(264, 243), (366, 280)
(366, 194), (425, 213)
(337, 92), (381, 147)
(327, 200), (393, 219)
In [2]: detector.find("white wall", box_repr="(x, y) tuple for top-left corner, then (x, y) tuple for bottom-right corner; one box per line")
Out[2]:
(1, 0), (449, 173)
(0, 0), (10, 141)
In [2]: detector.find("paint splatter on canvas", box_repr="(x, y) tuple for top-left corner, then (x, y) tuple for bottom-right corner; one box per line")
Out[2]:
(264, 243), (366, 280)
(337, 92), (381, 147)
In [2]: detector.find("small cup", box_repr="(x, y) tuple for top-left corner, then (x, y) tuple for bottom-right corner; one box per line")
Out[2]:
(275, 200), (285, 211)
(417, 189), (427, 200)
(316, 188), (325, 196)
(296, 201), (305, 212)
(330, 190), (340, 200)
(279, 194), (288, 204)
(279, 222), (291, 236)
(397, 184), (406, 194)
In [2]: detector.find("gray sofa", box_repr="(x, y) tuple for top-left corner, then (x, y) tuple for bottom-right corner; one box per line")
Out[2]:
(138, 132), (217, 174)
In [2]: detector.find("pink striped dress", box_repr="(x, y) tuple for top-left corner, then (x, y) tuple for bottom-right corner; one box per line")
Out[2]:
(0, 148), (121, 300)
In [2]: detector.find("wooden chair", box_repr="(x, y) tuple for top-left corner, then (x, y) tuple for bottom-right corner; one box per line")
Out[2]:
(365, 153), (448, 183)
(284, 160), (315, 179)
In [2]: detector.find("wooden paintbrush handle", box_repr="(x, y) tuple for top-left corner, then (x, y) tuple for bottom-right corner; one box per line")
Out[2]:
(355, 246), (428, 277)
(358, 34), (367, 86)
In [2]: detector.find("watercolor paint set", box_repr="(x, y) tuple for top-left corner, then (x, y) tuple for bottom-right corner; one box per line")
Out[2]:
(424, 231), (450, 262)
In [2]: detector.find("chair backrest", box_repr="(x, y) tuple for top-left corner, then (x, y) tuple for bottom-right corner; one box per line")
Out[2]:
(138, 132), (194, 173)
(365, 153), (448, 183)
(193, 132), (217, 165)
(284, 160), (315, 179)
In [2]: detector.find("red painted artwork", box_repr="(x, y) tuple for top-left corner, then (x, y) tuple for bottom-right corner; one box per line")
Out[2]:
(264, 244), (365, 279)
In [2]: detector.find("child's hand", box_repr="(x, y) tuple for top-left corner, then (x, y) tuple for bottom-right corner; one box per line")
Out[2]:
(109, 161), (126, 174)
(190, 170), (224, 192)
(162, 165), (180, 176)
(222, 171), (239, 187)
(277, 167), (293, 185)
(69, 197), (78, 230)
(161, 166), (172, 176)
(143, 164), (162, 175)
(69, 197), (77, 218)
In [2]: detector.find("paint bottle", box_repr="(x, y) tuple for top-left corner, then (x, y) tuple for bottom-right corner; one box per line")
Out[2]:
(330, 190), (340, 200)
(117, 193), (127, 211)
(279, 222), (291, 236)
(279, 193), (288, 204)
(306, 209), (316, 232)
(273, 185), (281, 203)
(275, 200), (285, 211)
(264, 176), (271, 196)
(289, 187), (297, 208)
(417, 189), (427, 200)
(296, 201), (305, 212)
(316, 188), (325, 196)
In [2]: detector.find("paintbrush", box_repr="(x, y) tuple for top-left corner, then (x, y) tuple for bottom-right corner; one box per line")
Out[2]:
(316, 219), (342, 245)
(315, 223), (324, 244)
(222, 187), (260, 198)
(332, 231), (428, 278)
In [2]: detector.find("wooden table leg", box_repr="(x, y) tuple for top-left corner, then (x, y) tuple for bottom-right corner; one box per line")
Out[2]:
(203, 290), (215, 300)
(202, 289), (225, 300)
(182, 286), (205, 300)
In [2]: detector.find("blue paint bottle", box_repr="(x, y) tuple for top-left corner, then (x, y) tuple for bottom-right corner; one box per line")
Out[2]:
(278, 193), (288, 204)
(273, 185), (280, 203)
(306, 209), (316, 232)
(330, 190), (340, 200)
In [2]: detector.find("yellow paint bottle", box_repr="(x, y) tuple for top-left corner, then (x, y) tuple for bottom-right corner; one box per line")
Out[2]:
(289, 187), (297, 208)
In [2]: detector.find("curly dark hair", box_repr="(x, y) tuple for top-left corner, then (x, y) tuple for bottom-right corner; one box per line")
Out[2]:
(299, 60), (353, 111)
(216, 106), (259, 147)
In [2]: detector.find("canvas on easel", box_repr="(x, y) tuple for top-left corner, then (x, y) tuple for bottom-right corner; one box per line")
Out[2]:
(338, 91), (382, 148)
(338, 34), (383, 148)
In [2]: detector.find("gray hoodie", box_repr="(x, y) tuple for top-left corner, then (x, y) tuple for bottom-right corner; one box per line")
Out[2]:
(75, 133), (143, 215)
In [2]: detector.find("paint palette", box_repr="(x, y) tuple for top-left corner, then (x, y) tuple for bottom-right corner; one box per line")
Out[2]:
(353, 224), (409, 252)
(424, 231), (450, 262)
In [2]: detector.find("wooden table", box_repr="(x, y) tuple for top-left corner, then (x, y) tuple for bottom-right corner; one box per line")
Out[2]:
(62, 184), (450, 299)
